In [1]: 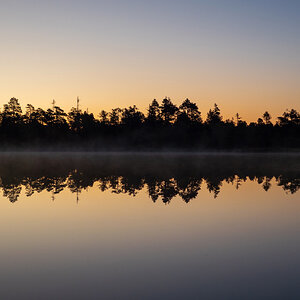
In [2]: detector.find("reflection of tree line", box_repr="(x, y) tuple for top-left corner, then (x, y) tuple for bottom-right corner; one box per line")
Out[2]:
(0, 154), (298, 203)
(1, 174), (299, 204)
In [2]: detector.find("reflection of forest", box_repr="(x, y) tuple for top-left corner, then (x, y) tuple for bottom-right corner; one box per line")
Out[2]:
(0, 154), (299, 203)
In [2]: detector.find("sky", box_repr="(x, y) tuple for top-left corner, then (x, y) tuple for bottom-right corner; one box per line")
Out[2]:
(0, 0), (299, 121)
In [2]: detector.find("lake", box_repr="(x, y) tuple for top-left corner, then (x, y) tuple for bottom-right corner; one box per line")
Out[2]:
(0, 153), (299, 299)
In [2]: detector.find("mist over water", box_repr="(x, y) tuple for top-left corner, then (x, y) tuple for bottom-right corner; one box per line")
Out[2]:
(0, 153), (299, 299)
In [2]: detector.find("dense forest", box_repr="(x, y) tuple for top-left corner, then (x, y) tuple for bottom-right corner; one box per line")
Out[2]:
(0, 97), (299, 150)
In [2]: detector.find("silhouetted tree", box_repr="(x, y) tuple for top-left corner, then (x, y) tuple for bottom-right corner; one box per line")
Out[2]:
(146, 99), (161, 124)
(257, 118), (264, 125)
(99, 110), (109, 125)
(53, 106), (67, 125)
(25, 104), (35, 120)
(68, 107), (82, 132)
(121, 105), (144, 127)
(160, 98), (178, 124)
(109, 108), (122, 125)
(177, 99), (202, 125)
(206, 103), (222, 125)
(263, 111), (272, 125)
(3, 98), (22, 117)
(277, 109), (300, 126)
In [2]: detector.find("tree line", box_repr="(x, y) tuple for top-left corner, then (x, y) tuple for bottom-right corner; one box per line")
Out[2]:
(0, 97), (299, 150)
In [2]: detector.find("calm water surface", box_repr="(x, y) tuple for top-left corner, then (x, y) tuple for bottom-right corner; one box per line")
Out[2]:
(0, 153), (299, 300)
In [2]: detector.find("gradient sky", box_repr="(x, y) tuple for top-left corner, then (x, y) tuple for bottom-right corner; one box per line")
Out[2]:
(0, 0), (299, 121)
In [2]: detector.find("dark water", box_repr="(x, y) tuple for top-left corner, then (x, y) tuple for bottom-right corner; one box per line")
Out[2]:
(0, 153), (299, 300)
